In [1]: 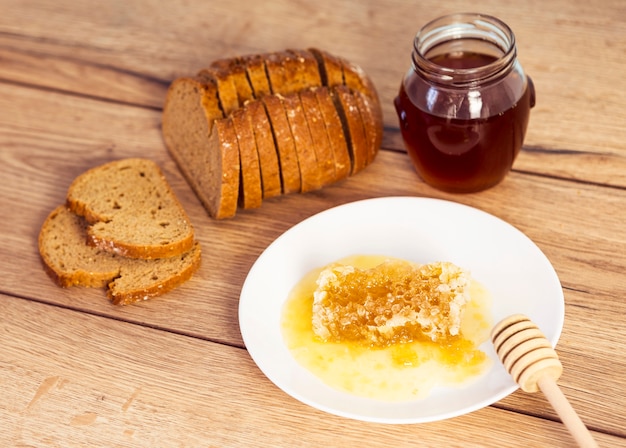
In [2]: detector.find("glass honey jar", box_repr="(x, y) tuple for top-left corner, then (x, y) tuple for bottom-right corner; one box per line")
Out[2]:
(394, 13), (535, 193)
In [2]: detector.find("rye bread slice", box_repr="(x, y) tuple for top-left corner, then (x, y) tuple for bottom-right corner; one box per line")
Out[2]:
(240, 53), (272, 98)
(245, 100), (282, 199)
(66, 158), (195, 259)
(281, 92), (322, 193)
(314, 86), (352, 181)
(261, 94), (301, 194)
(330, 85), (369, 175)
(208, 58), (255, 105)
(308, 47), (345, 87)
(231, 107), (263, 209)
(353, 89), (383, 165)
(299, 87), (336, 187)
(163, 76), (240, 219)
(39, 205), (201, 305)
(198, 68), (240, 116)
(341, 57), (381, 106)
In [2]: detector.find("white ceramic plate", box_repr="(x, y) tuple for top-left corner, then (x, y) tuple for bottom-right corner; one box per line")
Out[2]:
(238, 197), (564, 424)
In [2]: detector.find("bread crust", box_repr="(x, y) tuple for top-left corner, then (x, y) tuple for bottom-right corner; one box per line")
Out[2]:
(109, 241), (202, 305)
(38, 205), (201, 305)
(331, 85), (369, 175)
(66, 158), (195, 259)
(314, 87), (352, 181)
(208, 58), (255, 105)
(231, 108), (263, 209)
(299, 87), (336, 187)
(281, 92), (322, 193)
(353, 89), (383, 166)
(246, 100), (282, 199)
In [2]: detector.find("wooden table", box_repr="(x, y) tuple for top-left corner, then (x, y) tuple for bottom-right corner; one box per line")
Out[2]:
(1, 0), (625, 446)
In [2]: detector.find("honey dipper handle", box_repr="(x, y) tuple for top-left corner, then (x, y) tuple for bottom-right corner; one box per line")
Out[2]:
(537, 376), (599, 448)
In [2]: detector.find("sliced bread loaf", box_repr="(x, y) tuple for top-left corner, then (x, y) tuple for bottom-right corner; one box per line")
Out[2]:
(39, 205), (201, 305)
(162, 48), (384, 218)
(66, 158), (195, 258)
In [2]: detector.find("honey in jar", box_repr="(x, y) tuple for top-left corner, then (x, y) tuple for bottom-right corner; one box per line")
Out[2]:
(394, 13), (536, 193)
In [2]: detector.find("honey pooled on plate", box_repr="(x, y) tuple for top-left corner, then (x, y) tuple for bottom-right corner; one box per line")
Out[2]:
(281, 255), (492, 401)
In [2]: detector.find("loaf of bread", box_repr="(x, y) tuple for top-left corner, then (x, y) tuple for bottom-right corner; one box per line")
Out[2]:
(163, 48), (383, 219)
(312, 260), (471, 346)
(39, 205), (201, 305)
(66, 158), (195, 259)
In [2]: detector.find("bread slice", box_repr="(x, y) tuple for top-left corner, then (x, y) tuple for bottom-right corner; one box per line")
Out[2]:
(261, 94), (301, 194)
(245, 100), (282, 199)
(341, 58), (381, 106)
(330, 85), (368, 175)
(299, 88), (336, 187)
(208, 58), (255, 105)
(312, 260), (471, 346)
(309, 48), (345, 88)
(240, 53), (273, 98)
(281, 92), (322, 193)
(353, 89), (383, 165)
(198, 68), (240, 115)
(163, 76), (240, 219)
(314, 87), (352, 181)
(39, 205), (201, 305)
(231, 108), (263, 209)
(66, 158), (195, 259)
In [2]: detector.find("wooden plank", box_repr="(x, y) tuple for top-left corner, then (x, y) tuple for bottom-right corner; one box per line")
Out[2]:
(0, 80), (625, 434)
(1, 294), (622, 447)
(0, 0), (624, 186)
(2, 81), (626, 326)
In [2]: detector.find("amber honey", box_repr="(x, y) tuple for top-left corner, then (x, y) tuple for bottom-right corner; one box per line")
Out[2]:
(395, 14), (535, 193)
(281, 255), (493, 401)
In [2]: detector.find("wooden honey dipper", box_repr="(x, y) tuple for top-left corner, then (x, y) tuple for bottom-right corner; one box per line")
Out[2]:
(491, 314), (599, 448)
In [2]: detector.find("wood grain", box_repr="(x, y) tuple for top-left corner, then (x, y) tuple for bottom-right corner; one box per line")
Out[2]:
(0, 0), (624, 445)
(2, 294), (623, 448)
(1, 0), (624, 185)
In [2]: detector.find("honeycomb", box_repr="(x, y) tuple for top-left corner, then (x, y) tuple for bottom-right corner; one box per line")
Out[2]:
(312, 260), (471, 347)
